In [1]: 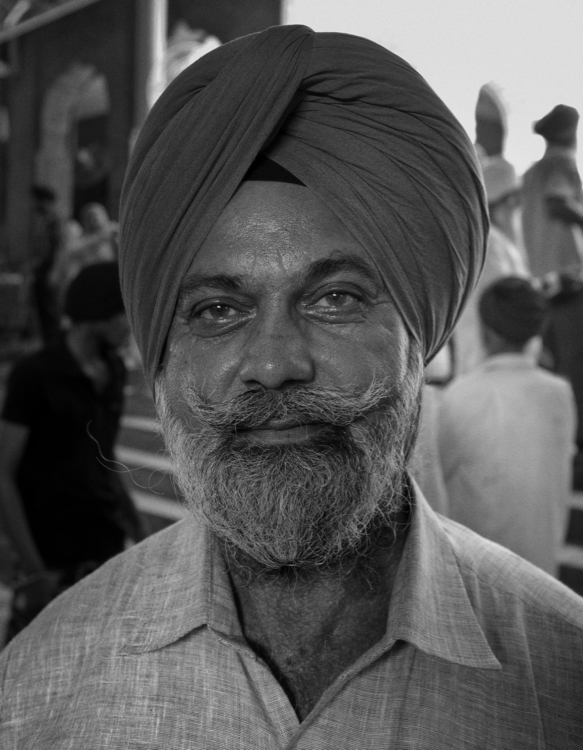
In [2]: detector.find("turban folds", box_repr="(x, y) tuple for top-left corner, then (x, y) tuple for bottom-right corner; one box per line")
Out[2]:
(120, 25), (487, 388)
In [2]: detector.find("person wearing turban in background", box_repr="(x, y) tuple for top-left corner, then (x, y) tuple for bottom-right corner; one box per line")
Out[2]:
(0, 262), (145, 640)
(522, 104), (583, 278)
(1, 26), (582, 747)
(439, 276), (577, 577)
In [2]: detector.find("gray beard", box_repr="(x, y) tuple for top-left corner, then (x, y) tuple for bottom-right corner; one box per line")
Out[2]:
(155, 362), (422, 574)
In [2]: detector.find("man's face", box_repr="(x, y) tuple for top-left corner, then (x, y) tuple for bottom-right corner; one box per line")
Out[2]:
(157, 181), (422, 572)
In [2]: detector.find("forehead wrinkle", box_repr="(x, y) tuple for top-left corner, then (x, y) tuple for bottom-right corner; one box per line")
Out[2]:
(302, 254), (381, 288)
(178, 273), (245, 302)
(179, 251), (383, 302)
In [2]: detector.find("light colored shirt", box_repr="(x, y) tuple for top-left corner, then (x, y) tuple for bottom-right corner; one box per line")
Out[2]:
(522, 145), (583, 278)
(1, 486), (582, 748)
(439, 353), (577, 575)
(453, 225), (529, 375)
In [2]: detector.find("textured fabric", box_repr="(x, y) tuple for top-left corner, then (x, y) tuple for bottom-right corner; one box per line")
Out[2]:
(522, 145), (583, 277)
(2, 488), (583, 747)
(439, 354), (577, 575)
(119, 25), (488, 388)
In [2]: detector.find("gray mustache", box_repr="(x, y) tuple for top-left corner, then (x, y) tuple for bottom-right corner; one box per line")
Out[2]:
(183, 381), (395, 432)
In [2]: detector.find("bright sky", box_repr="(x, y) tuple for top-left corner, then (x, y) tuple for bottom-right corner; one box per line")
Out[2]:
(284, 0), (583, 176)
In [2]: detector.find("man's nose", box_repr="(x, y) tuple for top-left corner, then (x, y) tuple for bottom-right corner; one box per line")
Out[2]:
(238, 311), (315, 390)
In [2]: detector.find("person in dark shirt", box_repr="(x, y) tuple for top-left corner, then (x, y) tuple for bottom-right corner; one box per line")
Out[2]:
(0, 262), (144, 629)
(543, 271), (583, 489)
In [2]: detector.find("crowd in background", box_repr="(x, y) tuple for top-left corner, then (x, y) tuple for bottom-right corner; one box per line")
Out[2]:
(414, 102), (583, 578)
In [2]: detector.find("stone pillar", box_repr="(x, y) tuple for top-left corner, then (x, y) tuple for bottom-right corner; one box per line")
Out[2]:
(134, 0), (168, 136)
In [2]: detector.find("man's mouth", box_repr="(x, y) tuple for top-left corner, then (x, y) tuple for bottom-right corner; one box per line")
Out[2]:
(237, 420), (329, 445)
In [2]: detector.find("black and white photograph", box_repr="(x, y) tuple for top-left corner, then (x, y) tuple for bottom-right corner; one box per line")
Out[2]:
(0, 0), (582, 745)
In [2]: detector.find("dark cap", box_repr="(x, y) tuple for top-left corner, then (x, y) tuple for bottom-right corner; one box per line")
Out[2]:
(479, 276), (546, 345)
(533, 105), (579, 142)
(64, 262), (125, 323)
(243, 154), (305, 185)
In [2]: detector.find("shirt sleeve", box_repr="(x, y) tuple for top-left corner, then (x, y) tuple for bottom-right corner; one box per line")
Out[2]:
(1, 358), (43, 428)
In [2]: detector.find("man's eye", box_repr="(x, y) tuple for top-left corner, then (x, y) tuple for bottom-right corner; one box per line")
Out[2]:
(313, 292), (359, 309)
(196, 304), (238, 321)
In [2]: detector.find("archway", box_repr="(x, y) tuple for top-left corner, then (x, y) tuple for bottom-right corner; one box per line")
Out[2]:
(35, 63), (110, 219)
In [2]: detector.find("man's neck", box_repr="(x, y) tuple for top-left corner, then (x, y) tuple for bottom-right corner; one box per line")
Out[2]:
(220, 504), (410, 721)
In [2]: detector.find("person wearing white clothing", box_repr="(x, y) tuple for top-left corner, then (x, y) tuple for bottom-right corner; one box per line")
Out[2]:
(522, 105), (583, 279)
(453, 156), (529, 375)
(439, 276), (577, 576)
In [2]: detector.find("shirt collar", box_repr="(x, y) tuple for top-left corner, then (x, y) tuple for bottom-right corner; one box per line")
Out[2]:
(119, 517), (242, 654)
(385, 482), (500, 669)
(120, 485), (500, 670)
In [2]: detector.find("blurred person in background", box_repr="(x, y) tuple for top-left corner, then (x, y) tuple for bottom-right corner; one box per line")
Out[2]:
(439, 276), (576, 576)
(48, 218), (83, 305)
(522, 104), (583, 278)
(543, 270), (583, 490)
(49, 203), (118, 302)
(77, 202), (119, 262)
(0, 262), (145, 637)
(29, 184), (62, 344)
(453, 155), (529, 375)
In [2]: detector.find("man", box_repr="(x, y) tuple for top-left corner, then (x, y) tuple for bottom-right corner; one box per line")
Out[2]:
(440, 276), (577, 576)
(453, 154), (529, 374)
(0, 26), (582, 747)
(522, 104), (583, 278)
(0, 262), (144, 635)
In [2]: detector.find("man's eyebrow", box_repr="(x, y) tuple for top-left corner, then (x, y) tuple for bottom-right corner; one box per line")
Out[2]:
(302, 256), (380, 286)
(178, 274), (244, 301)
(178, 255), (379, 302)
